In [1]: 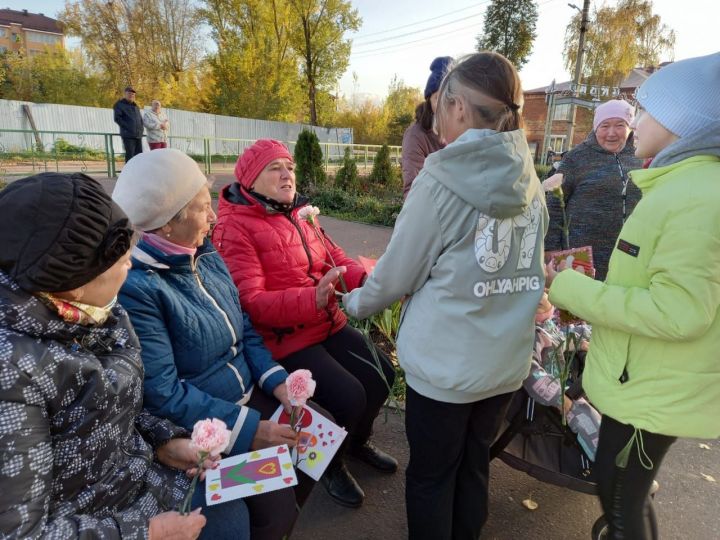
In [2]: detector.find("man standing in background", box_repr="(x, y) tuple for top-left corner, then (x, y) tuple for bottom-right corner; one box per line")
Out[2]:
(113, 86), (143, 162)
(143, 100), (170, 150)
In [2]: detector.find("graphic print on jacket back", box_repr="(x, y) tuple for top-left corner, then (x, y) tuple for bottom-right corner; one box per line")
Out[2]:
(473, 193), (543, 298)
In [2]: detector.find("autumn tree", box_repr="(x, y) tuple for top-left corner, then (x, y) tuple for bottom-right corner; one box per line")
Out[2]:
(476, 0), (538, 69)
(202, 0), (304, 120)
(0, 47), (110, 106)
(563, 0), (675, 87)
(61, 0), (205, 106)
(287, 0), (360, 125)
(383, 76), (422, 145)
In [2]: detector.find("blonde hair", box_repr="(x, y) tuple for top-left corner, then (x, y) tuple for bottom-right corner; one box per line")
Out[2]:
(435, 52), (524, 138)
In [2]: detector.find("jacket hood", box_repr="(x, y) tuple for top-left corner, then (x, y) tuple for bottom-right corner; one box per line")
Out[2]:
(217, 182), (310, 219)
(651, 122), (720, 168)
(422, 129), (538, 218)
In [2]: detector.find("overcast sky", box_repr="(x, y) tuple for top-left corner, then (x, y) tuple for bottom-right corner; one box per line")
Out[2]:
(11, 0), (720, 101)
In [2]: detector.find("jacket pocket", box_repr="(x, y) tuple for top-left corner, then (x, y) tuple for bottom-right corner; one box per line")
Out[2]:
(591, 327), (631, 383)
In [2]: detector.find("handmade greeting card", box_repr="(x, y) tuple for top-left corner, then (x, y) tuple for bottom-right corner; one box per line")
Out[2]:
(545, 246), (595, 277)
(204, 445), (297, 505)
(270, 405), (347, 481)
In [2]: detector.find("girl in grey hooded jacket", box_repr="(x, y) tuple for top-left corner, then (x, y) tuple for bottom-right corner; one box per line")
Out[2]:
(344, 52), (547, 540)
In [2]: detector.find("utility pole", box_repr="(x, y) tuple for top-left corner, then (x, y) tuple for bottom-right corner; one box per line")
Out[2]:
(564, 0), (590, 152)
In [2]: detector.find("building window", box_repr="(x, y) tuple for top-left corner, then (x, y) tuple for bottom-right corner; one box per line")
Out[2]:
(552, 103), (571, 121)
(0, 46), (6, 53)
(548, 135), (566, 153)
(0, 28), (7, 38)
(25, 31), (61, 45)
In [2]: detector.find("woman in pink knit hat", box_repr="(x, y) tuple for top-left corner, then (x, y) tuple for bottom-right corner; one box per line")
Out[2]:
(212, 139), (398, 509)
(544, 99), (643, 280)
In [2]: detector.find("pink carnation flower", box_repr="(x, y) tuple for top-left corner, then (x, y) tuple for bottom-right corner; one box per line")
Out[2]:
(189, 418), (231, 457)
(297, 205), (321, 224)
(542, 173), (564, 192)
(286, 369), (316, 407)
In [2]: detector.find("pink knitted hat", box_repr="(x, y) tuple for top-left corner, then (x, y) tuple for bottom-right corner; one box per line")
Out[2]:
(593, 99), (635, 130)
(234, 139), (293, 189)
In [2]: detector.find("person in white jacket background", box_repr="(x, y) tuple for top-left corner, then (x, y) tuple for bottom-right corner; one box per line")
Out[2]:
(143, 99), (170, 150)
(343, 52), (548, 540)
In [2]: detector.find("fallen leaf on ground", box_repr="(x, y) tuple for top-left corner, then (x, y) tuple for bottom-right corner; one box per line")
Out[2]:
(700, 473), (716, 483)
(522, 498), (538, 510)
(699, 443), (711, 450)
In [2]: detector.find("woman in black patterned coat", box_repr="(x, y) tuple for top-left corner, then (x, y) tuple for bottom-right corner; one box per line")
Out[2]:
(0, 173), (249, 539)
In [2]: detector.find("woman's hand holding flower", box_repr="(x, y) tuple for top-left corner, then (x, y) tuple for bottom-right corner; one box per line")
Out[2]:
(316, 266), (346, 310)
(149, 510), (206, 540)
(272, 382), (293, 414)
(251, 420), (299, 449)
(156, 438), (220, 480)
(179, 418), (231, 515)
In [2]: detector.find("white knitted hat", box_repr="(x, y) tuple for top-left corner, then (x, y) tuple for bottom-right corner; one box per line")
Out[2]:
(635, 52), (720, 138)
(112, 148), (208, 231)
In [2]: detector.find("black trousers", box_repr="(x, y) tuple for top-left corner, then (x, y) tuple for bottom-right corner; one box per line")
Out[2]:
(405, 386), (514, 540)
(281, 324), (395, 450)
(242, 388), (320, 540)
(593, 414), (676, 540)
(121, 137), (143, 162)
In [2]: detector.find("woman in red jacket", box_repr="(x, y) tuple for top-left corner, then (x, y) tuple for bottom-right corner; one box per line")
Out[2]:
(212, 139), (397, 509)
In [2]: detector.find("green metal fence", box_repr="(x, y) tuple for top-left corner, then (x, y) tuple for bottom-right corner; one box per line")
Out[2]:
(0, 128), (402, 181)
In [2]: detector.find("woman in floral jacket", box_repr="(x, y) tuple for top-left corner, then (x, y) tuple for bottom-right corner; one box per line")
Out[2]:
(0, 172), (248, 539)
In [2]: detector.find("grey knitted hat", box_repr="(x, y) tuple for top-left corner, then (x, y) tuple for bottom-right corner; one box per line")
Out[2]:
(635, 52), (720, 138)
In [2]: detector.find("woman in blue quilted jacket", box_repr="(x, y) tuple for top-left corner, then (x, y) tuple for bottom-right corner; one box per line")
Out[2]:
(113, 149), (311, 540)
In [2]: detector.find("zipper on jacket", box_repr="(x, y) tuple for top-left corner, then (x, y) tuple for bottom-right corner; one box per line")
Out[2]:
(192, 252), (239, 359)
(284, 214), (319, 285)
(614, 154), (629, 223)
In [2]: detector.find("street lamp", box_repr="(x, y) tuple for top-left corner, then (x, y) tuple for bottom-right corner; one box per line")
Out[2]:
(564, 0), (590, 152)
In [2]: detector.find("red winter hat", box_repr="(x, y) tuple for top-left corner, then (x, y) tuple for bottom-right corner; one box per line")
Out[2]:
(234, 139), (293, 189)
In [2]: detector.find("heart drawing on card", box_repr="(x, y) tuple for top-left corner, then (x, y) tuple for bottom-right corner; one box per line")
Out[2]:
(209, 484), (220, 491)
(318, 433), (324, 438)
(331, 440), (335, 444)
(283, 477), (293, 484)
(253, 484), (264, 493)
(317, 424), (323, 429)
(211, 493), (222, 501)
(329, 431), (333, 436)
(277, 446), (287, 454)
(322, 441), (327, 446)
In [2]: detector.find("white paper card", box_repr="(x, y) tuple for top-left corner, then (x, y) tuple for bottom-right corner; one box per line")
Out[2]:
(270, 404), (347, 481)
(204, 444), (297, 505)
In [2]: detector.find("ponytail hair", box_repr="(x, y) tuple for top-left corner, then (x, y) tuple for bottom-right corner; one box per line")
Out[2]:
(435, 51), (524, 136)
(415, 98), (435, 131)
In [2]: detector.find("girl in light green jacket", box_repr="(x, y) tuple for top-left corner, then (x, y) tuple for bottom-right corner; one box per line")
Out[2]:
(547, 52), (720, 540)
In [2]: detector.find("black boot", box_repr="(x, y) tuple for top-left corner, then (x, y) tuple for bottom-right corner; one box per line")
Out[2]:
(350, 441), (399, 473)
(321, 461), (364, 508)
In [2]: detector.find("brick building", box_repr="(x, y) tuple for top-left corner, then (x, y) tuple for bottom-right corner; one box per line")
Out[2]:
(522, 68), (657, 161)
(0, 9), (64, 56)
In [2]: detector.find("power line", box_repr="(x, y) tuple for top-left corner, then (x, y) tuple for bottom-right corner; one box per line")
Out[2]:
(352, 11), (485, 50)
(350, 0), (563, 60)
(351, 1), (492, 42)
(351, 22), (482, 58)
